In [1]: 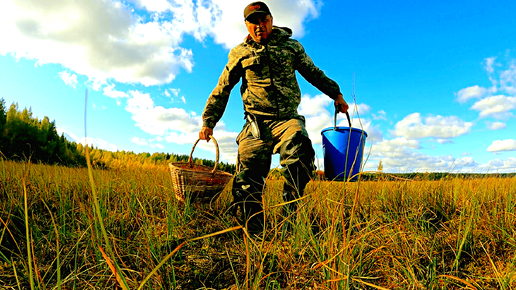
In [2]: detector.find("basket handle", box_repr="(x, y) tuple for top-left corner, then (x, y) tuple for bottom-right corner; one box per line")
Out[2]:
(188, 135), (220, 174)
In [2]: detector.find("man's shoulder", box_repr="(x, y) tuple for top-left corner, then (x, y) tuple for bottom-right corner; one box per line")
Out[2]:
(228, 42), (253, 59)
(230, 42), (247, 52)
(283, 37), (303, 48)
(274, 37), (304, 54)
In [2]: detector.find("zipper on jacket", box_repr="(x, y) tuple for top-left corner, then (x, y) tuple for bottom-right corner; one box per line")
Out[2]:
(265, 44), (280, 119)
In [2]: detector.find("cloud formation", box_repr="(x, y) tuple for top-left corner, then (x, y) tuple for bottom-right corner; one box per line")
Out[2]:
(125, 90), (200, 136)
(486, 121), (506, 130)
(500, 61), (516, 94)
(0, 0), (320, 87)
(124, 90), (239, 162)
(0, 0), (197, 87)
(487, 139), (516, 152)
(366, 138), (455, 173)
(471, 95), (516, 119)
(58, 71), (78, 89)
(456, 85), (486, 103)
(392, 113), (473, 140)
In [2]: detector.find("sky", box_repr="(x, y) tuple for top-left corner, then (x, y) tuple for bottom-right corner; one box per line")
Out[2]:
(1, 0), (515, 174)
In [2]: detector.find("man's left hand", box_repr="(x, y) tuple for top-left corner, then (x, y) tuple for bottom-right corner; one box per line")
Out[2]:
(335, 94), (349, 113)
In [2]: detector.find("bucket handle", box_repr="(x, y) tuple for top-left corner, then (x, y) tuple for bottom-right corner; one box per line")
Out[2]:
(334, 104), (352, 130)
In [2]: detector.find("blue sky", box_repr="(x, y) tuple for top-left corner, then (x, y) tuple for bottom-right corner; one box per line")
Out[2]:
(1, 0), (515, 173)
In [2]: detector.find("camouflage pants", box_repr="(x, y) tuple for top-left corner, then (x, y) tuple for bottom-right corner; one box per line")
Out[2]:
(232, 116), (316, 229)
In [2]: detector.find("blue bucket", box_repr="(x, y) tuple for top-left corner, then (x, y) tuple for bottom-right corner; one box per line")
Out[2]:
(321, 111), (368, 181)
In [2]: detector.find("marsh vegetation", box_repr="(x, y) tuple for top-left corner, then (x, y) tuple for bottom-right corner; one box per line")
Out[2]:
(1, 160), (515, 289)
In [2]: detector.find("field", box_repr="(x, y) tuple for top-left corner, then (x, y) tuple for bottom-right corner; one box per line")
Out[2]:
(1, 159), (516, 289)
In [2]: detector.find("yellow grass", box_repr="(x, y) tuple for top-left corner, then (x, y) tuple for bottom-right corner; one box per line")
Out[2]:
(1, 159), (515, 289)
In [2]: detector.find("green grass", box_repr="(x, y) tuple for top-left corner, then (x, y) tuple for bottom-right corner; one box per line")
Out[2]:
(1, 159), (516, 289)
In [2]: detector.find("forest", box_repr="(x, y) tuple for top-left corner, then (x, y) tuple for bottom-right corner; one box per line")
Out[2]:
(0, 98), (236, 173)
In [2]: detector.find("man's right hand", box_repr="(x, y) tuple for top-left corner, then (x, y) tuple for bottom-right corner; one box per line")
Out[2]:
(199, 126), (213, 142)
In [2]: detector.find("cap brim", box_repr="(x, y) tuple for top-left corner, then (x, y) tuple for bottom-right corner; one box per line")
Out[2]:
(245, 10), (268, 20)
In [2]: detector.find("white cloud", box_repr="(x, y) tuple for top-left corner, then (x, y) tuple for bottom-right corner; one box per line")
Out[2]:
(354, 103), (371, 115)
(0, 0), (193, 87)
(363, 137), (490, 173)
(103, 84), (129, 100)
(376, 137), (421, 151)
(486, 121), (506, 130)
(305, 113), (333, 144)
(362, 136), (516, 173)
(299, 94), (332, 143)
(366, 138), (450, 173)
(471, 95), (516, 119)
(392, 113), (473, 140)
(299, 93), (333, 116)
(151, 143), (165, 149)
(499, 62), (516, 94)
(372, 110), (387, 121)
(58, 71), (78, 88)
(130, 0), (171, 12)
(487, 139), (516, 152)
(57, 127), (119, 151)
(125, 89), (239, 162)
(456, 85), (486, 103)
(131, 136), (149, 146)
(168, 88), (180, 97)
(484, 57), (496, 74)
(165, 88), (187, 103)
(0, 0), (320, 87)
(437, 139), (454, 144)
(125, 90), (200, 136)
(484, 157), (516, 172)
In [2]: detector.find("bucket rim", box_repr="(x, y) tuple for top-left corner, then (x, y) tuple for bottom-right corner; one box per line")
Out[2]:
(321, 126), (368, 136)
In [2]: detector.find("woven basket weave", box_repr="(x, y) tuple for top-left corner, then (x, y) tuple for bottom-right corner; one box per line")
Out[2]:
(169, 136), (233, 202)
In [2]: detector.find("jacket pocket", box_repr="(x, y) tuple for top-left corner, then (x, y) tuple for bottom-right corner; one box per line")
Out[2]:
(236, 122), (253, 145)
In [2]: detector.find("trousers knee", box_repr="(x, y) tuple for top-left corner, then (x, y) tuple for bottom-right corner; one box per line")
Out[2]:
(279, 132), (315, 168)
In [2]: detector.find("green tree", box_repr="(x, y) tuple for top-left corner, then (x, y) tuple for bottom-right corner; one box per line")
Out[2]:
(0, 98), (6, 154)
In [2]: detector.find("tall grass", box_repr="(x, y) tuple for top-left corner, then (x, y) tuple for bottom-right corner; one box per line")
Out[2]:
(1, 159), (515, 289)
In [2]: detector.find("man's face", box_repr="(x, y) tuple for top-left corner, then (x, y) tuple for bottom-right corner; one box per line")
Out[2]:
(245, 13), (273, 43)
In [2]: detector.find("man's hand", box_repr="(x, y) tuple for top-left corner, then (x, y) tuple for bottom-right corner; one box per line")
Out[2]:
(199, 126), (213, 142)
(334, 94), (349, 113)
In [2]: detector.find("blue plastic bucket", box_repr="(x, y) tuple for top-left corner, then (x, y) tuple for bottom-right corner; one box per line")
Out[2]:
(321, 126), (368, 181)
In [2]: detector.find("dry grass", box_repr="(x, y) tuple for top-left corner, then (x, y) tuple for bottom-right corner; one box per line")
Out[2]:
(1, 159), (516, 289)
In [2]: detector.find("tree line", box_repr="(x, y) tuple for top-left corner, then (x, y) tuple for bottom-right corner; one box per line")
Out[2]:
(0, 98), (236, 173)
(2, 98), (512, 180)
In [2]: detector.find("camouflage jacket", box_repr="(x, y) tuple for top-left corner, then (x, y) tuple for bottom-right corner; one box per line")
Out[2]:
(202, 26), (342, 129)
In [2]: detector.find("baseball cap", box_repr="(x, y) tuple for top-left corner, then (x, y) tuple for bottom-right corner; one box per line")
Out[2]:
(243, 2), (271, 20)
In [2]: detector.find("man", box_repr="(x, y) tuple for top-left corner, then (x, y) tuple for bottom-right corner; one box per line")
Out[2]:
(199, 1), (349, 233)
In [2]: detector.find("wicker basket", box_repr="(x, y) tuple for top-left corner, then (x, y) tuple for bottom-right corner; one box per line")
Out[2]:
(169, 136), (233, 202)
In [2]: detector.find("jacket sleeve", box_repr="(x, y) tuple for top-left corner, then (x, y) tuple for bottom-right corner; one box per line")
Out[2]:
(202, 48), (243, 129)
(292, 40), (342, 99)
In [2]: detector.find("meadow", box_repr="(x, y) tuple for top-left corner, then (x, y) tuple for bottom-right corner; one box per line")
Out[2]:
(1, 159), (515, 289)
